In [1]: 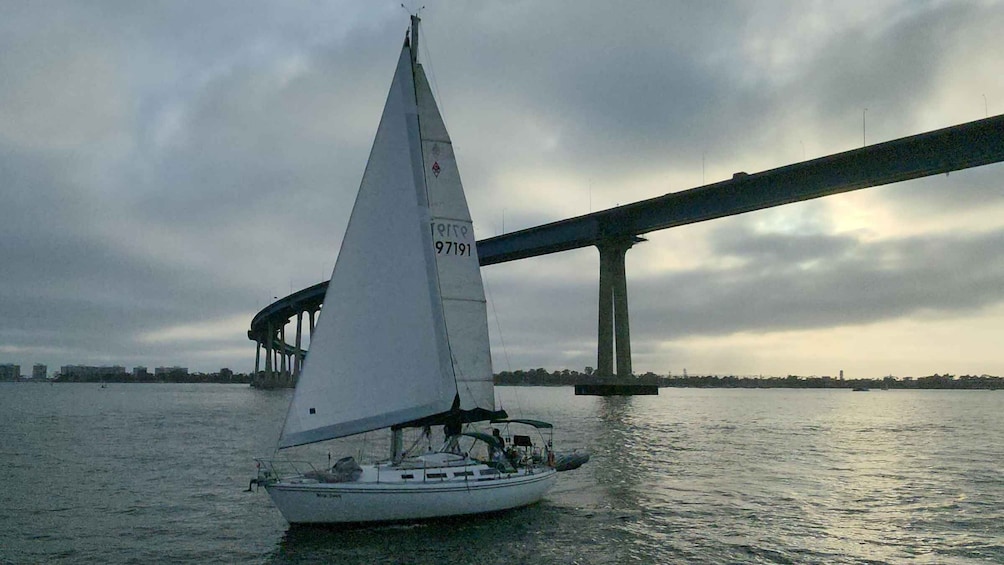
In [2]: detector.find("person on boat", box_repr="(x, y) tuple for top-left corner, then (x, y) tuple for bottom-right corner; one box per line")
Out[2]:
(444, 417), (461, 438)
(491, 428), (519, 467)
(506, 445), (522, 468)
(443, 417), (462, 453)
(490, 444), (506, 465)
(489, 436), (515, 472)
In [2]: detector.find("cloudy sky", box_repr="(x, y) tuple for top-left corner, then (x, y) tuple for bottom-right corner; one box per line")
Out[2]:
(2, 1), (1002, 378)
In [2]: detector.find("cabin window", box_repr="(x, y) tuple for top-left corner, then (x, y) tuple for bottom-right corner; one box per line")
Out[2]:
(427, 473), (447, 479)
(479, 468), (499, 476)
(454, 471), (474, 477)
(401, 474), (414, 479)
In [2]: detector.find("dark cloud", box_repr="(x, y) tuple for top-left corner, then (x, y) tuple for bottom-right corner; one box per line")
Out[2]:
(0, 144), (258, 368)
(640, 223), (1004, 335)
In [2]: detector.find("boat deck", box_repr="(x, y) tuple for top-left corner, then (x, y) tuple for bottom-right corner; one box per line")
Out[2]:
(259, 451), (547, 488)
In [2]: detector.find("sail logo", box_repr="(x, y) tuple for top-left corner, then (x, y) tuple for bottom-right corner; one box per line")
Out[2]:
(431, 161), (441, 177)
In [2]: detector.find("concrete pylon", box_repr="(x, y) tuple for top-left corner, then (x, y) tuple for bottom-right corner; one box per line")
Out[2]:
(265, 321), (274, 382)
(293, 312), (303, 379)
(279, 322), (287, 383)
(596, 238), (638, 377)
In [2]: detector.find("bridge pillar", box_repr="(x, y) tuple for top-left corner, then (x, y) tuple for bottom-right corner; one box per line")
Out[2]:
(280, 322), (287, 384)
(293, 312), (303, 380)
(265, 321), (274, 384)
(596, 238), (635, 377)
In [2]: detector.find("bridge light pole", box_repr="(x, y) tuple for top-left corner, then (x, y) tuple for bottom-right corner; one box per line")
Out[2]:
(863, 108), (868, 147)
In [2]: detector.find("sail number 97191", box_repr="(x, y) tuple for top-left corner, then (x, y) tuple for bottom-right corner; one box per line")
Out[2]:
(432, 222), (469, 239)
(435, 240), (471, 256)
(432, 221), (473, 257)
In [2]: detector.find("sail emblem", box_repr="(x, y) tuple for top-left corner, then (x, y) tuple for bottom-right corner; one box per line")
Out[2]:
(432, 161), (441, 177)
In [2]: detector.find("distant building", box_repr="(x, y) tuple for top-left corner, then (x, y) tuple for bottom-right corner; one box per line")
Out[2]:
(60, 365), (126, 381)
(155, 366), (189, 379)
(219, 368), (233, 381)
(133, 366), (150, 380)
(0, 364), (20, 381)
(32, 364), (47, 380)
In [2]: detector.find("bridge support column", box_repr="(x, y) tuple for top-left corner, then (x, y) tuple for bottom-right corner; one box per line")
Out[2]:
(265, 321), (274, 386)
(596, 238), (634, 377)
(578, 237), (656, 396)
(293, 312), (303, 380)
(280, 322), (288, 385)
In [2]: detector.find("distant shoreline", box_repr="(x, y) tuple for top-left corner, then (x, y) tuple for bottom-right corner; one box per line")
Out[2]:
(494, 370), (1004, 390)
(5, 370), (1000, 390)
(3, 374), (252, 385)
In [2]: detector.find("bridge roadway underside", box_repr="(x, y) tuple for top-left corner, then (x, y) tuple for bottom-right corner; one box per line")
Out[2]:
(249, 114), (1004, 390)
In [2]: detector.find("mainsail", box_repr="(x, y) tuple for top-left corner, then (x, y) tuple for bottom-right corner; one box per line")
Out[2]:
(277, 19), (495, 449)
(278, 37), (455, 449)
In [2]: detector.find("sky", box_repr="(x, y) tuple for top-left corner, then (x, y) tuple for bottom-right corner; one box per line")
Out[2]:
(1, 0), (1003, 378)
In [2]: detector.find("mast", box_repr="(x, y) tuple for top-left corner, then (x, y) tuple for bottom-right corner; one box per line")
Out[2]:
(410, 14), (420, 67)
(392, 14), (420, 465)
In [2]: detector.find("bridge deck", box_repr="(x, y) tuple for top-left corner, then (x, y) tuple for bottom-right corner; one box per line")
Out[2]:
(250, 115), (1004, 356)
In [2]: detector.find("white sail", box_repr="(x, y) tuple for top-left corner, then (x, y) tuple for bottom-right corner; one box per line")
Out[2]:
(278, 40), (456, 448)
(414, 63), (496, 412)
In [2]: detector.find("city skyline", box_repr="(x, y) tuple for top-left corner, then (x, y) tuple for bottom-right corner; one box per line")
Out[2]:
(2, 1), (1004, 376)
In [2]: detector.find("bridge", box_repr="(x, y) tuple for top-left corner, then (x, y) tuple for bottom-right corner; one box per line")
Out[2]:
(249, 114), (1004, 390)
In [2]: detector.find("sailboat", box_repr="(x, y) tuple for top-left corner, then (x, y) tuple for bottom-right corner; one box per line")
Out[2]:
(253, 16), (582, 525)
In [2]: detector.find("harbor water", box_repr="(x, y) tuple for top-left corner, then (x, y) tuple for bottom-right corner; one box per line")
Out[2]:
(2, 383), (1002, 564)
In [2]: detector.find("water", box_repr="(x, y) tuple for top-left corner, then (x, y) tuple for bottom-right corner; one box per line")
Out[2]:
(2, 384), (1002, 564)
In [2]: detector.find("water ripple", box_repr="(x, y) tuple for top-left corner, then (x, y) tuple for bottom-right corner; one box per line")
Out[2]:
(3, 385), (1003, 564)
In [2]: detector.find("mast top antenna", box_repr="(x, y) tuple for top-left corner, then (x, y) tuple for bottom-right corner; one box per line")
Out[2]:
(400, 3), (425, 18)
(403, 6), (424, 65)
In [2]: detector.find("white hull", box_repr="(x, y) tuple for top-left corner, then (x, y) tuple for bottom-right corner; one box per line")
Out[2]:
(265, 463), (557, 524)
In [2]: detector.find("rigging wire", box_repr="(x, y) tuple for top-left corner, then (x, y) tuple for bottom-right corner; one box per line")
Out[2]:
(482, 270), (524, 419)
(418, 19), (448, 134)
(482, 271), (513, 373)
